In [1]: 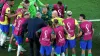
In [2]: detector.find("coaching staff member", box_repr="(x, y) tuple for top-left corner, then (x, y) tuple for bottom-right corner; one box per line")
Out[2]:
(23, 12), (46, 56)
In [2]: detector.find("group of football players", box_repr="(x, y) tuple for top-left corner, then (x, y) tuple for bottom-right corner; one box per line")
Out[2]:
(0, 0), (94, 56)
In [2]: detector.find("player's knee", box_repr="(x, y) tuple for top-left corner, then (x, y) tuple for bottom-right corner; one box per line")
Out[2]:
(72, 48), (76, 54)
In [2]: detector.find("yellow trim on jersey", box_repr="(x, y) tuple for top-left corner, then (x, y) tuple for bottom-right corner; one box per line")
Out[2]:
(66, 34), (75, 40)
(6, 8), (10, 14)
(16, 14), (22, 19)
(0, 8), (10, 25)
(51, 17), (64, 25)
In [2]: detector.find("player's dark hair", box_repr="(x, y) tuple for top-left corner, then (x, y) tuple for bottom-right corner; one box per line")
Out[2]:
(24, 0), (29, 4)
(46, 21), (53, 27)
(80, 14), (85, 19)
(57, 1), (62, 6)
(54, 19), (58, 24)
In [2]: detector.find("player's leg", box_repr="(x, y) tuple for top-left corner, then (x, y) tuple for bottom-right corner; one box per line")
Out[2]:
(80, 40), (87, 56)
(8, 25), (15, 52)
(87, 40), (92, 56)
(55, 45), (61, 56)
(0, 32), (7, 46)
(8, 34), (14, 52)
(40, 45), (45, 56)
(0, 25), (9, 46)
(61, 45), (65, 56)
(88, 49), (92, 56)
(15, 35), (26, 56)
(65, 40), (68, 56)
(45, 46), (52, 56)
(0, 25), (4, 46)
(81, 49), (85, 56)
(72, 48), (76, 56)
(69, 39), (76, 56)
(0, 25), (2, 45)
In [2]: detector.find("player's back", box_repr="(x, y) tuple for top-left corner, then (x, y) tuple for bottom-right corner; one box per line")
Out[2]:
(53, 4), (64, 18)
(39, 26), (53, 46)
(63, 18), (75, 37)
(80, 21), (93, 40)
(54, 26), (65, 46)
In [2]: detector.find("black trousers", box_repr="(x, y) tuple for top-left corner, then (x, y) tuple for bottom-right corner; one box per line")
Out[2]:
(29, 38), (40, 56)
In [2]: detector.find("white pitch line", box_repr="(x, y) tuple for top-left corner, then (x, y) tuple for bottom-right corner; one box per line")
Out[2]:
(78, 19), (100, 22)
(10, 19), (100, 26)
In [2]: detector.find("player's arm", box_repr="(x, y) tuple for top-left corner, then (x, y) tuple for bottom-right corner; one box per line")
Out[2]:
(63, 25), (68, 34)
(63, 22), (68, 34)
(36, 29), (41, 37)
(77, 30), (82, 38)
(6, 8), (18, 18)
(34, 3), (39, 11)
(13, 19), (17, 27)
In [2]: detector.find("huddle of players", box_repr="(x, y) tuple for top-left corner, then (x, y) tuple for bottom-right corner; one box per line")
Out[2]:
(36, 10), (94, 56)
(0, 0), (93, 56)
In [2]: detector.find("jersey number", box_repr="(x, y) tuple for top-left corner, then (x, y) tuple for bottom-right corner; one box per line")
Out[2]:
(58, 9), (62, 16)
(67, 22), (71, 30)
(86, 24), (89, 32)
(44, 30), (48, 38)
(58, 31), (62, 38)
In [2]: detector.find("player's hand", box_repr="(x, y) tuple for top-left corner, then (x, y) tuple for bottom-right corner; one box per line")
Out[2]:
(76, 34), (81, 40)
(25, 38), (29, 43)
(67, 34), (71, 39)
(17, 12), (22, 15)
(36, 32), (39, 38)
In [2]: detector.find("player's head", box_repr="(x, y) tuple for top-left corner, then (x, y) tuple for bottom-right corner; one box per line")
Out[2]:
(67, 11), (72, 17)
(7, 0), (14, 7)
(24, 12), (30, 19)
(57, 1), (62, 6)
(52, 10), (58, 18)
(79, 14), (86, 21)
(46, 21), (53, 27)
(54, 19), (58, 25)
(42, 7), (48, 14)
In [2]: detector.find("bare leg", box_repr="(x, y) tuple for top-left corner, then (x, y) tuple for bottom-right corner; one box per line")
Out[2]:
(10, 34), (14, 44)
(88, 49), (92, 56)
(65, 48), (68, 56)
(81, 49), (85, 56)
(72, 48), (76, 56)
(8, 34), (14, 52)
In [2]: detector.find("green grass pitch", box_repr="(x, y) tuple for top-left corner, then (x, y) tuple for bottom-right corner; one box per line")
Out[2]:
(0, 0), (100, 56)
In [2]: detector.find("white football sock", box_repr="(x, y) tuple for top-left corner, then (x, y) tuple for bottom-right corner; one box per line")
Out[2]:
(8, 46), (12, 52)
(0, 33), (7, 46)
(62, 52), (65, 56)
(51, 47), (55, 56)
(0, 29), (3, 45)
(17, 45), (22, 56)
